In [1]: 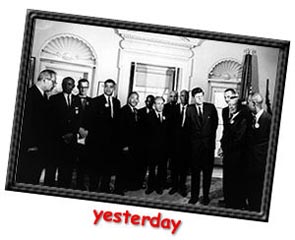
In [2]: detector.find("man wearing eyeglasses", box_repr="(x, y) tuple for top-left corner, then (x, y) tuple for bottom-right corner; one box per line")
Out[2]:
(16, 69), (57, 185)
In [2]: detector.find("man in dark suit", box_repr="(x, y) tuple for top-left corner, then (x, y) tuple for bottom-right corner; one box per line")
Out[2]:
(186, 87), (218, 205)
(49, 77), (81, 188)
(246, 92), (271, 211)
(16, 69), (57, 184)
(85, 79), (121, 193)
(169, 90), (190, 197)
(163, 91), (179, 188)
(145, 96), (168, 195)
(114, 91), (141, 195)
(75, 78), (92, 190)
(137, 95), (155, 188)
(218, 88), (236, 205)
(220, 96), (248, 209)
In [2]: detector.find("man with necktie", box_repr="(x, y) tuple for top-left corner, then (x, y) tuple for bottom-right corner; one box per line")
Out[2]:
(186, 87), (218, 205)
(85, 79), (121, 193)
(75, 78), (92, 190)
(169, 90), (190, 197)
(16, 69), (57, 184)
(218, 88), (237, 205)
(246, 92), (271, 211)
(145, 96), (168, 195)
(49, 77), (81, 188)
(137, 95), (155, 188)
(114, 92), (141, 195)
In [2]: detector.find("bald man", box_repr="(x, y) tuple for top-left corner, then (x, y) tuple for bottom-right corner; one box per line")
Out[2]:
(246, 92), (271, 211)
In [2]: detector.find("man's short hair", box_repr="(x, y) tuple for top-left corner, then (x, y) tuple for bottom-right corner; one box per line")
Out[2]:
(104, 79), (116, 86)
(37, 69), (56, 82)
(146, 95), (155, 101)
(62, 76), (75, 84)
(191, 87), (204, 97)
(128, 91), (139, 99)
(78, 78), (89, 87)
(250, 92), (264, 105)
(224, 88), (236, 95)
(154, 96), (165, 103)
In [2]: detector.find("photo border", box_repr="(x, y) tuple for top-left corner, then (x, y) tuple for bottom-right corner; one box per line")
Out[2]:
(5, 9), (290, 222)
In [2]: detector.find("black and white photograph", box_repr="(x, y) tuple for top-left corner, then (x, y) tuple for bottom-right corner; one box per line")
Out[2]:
(5, 9), (289, 222)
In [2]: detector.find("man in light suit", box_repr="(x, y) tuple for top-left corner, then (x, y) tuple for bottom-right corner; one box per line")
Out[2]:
(186, 87), (218, 205)
(85, 79), (121, 193)
(16, 69), (57, 184)
(246, 92), (271, 211)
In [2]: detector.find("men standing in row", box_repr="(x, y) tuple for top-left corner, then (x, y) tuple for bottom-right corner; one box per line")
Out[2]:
(145, 97), (168, 195)
(16, 69), (57, 184)
(247, 92), (271, 211)
(49, 77), (81, 188)
(86, 79), (121, 193)
(186, 87), (218, 205)
(169, 90), (190, 197)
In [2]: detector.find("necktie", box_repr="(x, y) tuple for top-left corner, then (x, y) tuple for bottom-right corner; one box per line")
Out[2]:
(67, 94), (71, 107)
(81, 97), (86, 110)
(158, 113), (162, 123)
(198, 106), (203, 124)
(108, 96), (113, 118)
(181, 105), (185, 127)
(133, 108), (138, 122)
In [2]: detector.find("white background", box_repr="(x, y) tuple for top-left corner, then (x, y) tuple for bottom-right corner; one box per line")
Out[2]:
(0, 1), (294, 239)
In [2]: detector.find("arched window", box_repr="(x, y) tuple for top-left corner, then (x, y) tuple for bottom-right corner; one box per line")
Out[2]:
(39, 34), (97, 96)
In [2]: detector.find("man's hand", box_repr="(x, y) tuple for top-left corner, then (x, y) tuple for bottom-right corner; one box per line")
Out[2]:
(122, 146), (129, 152)
(78, 127), (88, 139)
(27, 146), (38, 152)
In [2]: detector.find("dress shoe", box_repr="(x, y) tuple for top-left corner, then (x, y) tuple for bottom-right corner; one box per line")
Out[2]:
(188, 197), (199, 204)
(156, 188), (163, 195)
(145, 188), (154, 194)
(201, 197), (210, 205)
(168, 188), (178, 195)
(178, 188), (187, 197)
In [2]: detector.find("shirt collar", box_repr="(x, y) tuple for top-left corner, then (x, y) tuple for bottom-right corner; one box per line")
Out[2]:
(255, 109), (264, 122)
(104, 94), (112, 101)
(36, 85), (45, 96)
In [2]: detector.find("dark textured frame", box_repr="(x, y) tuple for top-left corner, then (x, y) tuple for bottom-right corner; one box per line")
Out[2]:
(5, 9), (289, 222)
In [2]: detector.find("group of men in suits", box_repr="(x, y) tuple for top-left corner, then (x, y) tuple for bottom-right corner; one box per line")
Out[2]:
(219, 88), (271, 211)
(16, 69), (271, 212)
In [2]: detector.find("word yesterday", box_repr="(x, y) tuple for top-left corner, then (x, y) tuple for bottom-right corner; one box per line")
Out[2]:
(93, 209), (182, 234)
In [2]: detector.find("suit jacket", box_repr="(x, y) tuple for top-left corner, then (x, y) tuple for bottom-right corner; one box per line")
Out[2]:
(247, 110), (271, 172)
(119, 104), (139, 149)
(146, 110), (168, 154)
(85, 94), (121, 147)
(49, 92), (81, 145)
(20, 85), (51, 152)
(186, 102), (218, 150)
(77, 95), (92, 128)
